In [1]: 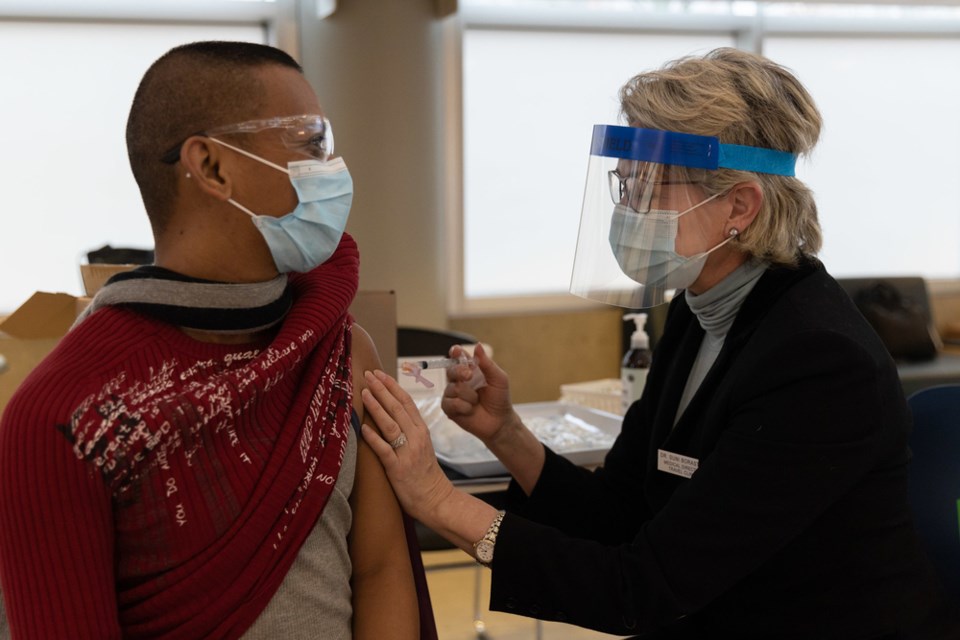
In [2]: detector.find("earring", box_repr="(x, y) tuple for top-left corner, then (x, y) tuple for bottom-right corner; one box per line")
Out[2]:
(185, 172), (192, 179)
(729, 228), (739, 237)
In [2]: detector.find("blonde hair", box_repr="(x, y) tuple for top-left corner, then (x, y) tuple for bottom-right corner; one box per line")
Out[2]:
(619, 47), (823, 265)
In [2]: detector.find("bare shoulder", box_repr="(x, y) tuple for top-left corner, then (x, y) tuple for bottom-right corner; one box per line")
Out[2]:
(351, 323), (384, 417)
(351, 323), (384, 374)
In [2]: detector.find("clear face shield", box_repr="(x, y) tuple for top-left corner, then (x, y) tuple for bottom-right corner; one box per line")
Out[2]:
(569, 125), (797, 308)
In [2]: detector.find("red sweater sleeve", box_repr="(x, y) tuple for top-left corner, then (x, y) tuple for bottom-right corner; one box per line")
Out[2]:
(0, 378), (120, 638)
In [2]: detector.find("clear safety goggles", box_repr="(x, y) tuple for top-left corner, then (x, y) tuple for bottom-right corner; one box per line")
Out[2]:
(160, 114), (334, 164)
(569, 124), (797, 308)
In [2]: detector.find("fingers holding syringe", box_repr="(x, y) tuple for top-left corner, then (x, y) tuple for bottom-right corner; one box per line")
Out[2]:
(442, 343), (515, 442)
(441, 345), (485, 391)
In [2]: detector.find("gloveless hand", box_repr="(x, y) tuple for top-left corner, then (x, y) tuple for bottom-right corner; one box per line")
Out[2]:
(441, 343), (520, 447)
(360, 370), (455, 522)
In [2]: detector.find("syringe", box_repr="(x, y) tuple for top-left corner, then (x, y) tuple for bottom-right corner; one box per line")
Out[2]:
(399, 356), (483, 390)
(403, 356), (475, 371)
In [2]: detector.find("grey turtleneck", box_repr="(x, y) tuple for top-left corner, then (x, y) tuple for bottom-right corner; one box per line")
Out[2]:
(674, 259), (768, 425)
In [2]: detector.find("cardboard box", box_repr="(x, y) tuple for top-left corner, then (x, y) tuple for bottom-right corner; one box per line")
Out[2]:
(0, 289), (397, 419)
(80, 263), (137, 297)
(349, 290), (397, 378)
(0, 292), (91, 413)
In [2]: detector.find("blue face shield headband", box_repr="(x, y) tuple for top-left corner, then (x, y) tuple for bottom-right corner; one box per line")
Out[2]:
(589, 124), (797, 176)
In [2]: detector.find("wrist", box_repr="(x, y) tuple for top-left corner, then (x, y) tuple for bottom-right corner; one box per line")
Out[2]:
(423, 490), (501, 555)
(409, 470), (456, 524)
(484, 412), (545, 496)
(473, 510), (506, 568)
(485, 410), (526, 451)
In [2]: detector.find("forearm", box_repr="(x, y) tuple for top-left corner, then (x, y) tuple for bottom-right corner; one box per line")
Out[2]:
(483, 412), (546, 496)
(417, 486), (501, 556)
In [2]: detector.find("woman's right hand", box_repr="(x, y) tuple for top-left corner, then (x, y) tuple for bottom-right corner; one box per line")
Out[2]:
(441, 343), (519, 446)
(443, 343), (547, 494)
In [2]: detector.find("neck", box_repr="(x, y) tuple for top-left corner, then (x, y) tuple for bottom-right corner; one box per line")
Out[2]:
(155, 208), (279, 283)
(686, 259), (766, 337)
(180, 326), (278, 345)
(688, 245), (748, 295)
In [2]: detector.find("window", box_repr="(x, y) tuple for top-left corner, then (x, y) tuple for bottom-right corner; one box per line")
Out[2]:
(765, 36), (960, 278)
(0, 3), (278, 314)
(457, 1), (960, 313)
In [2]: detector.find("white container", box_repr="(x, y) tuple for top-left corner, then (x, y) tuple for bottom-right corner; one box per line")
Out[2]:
(432, 402), (621, 478)
(559, 378), (624, 416)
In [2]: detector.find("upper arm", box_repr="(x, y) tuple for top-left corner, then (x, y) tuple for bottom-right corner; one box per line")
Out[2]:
(350, 323), (382, 422)
(0, 398), (120, 639)
(348, 322), (419, 639)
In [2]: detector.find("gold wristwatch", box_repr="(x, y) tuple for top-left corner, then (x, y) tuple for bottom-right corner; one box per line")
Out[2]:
(473, 510), (506, 568)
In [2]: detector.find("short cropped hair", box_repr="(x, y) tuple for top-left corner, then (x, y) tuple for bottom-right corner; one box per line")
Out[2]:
(619, 47), (823, 266)
(126, 41), (303, 234)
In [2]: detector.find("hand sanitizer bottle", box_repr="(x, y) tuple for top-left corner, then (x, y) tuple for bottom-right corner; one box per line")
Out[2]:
(621, 313), (652, 414)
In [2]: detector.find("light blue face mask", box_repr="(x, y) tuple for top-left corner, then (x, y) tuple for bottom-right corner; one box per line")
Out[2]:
(608, 193), (731, 291)
(210, 137), (353, 273)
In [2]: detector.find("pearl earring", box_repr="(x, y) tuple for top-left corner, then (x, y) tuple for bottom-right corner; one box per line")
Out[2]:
(729, 228), (739, 237)
(185, 172), (191, 178)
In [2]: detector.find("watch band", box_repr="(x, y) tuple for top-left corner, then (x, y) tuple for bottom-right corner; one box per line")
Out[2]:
(473, 510), (506, 568)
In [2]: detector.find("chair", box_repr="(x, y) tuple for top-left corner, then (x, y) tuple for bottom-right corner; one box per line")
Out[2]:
(838, 277), (960, 397)
(398, 327), (480, 359)
(906, 384), (960, 602)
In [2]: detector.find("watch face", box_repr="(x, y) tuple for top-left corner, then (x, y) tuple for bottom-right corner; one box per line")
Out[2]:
(476, 539), (495, 564)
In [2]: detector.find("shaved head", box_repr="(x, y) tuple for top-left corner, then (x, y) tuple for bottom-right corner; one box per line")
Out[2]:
(126, 41), (303, 234)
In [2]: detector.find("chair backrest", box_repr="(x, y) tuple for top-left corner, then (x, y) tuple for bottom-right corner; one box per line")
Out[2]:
(836, 276), (933, 322)
(836, 276), (940, 361)
(906, 384), (960, 600)
(397, 326), (479, 358)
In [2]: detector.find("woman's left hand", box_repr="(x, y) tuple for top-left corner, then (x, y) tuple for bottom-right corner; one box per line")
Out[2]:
(360, 370), (455, 522)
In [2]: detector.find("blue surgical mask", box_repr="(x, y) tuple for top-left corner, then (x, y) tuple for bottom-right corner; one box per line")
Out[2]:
(608, 193), (730, 291)
(210, 138), (354, 273)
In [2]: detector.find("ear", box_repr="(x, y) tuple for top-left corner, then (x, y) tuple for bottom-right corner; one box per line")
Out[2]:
(179, 136), (234, 201)
(724, 181), (762, 234)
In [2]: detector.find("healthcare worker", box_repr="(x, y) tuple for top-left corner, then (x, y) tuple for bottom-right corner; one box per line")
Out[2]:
(360, 48), (956, 638)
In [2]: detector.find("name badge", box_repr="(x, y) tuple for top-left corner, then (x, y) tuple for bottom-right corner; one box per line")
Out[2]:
(657, 449), (699, 479)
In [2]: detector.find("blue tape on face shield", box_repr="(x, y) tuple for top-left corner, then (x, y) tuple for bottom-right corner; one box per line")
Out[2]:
(590, 125), (797, 176)
(210, 137), (354, 273)
(570, 125), (795, 308)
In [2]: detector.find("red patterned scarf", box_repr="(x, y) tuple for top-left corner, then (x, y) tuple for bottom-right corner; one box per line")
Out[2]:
(63, 236), (360, 638)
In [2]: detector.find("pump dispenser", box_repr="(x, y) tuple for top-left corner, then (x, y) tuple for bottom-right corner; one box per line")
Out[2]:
(621, 313), (652, 413)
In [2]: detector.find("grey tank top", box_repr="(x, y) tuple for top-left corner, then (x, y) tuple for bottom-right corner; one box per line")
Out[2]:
(242, 425), (358, 639)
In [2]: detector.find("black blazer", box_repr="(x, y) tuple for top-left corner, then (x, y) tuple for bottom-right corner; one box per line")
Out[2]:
(491, 260), (946, 639)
